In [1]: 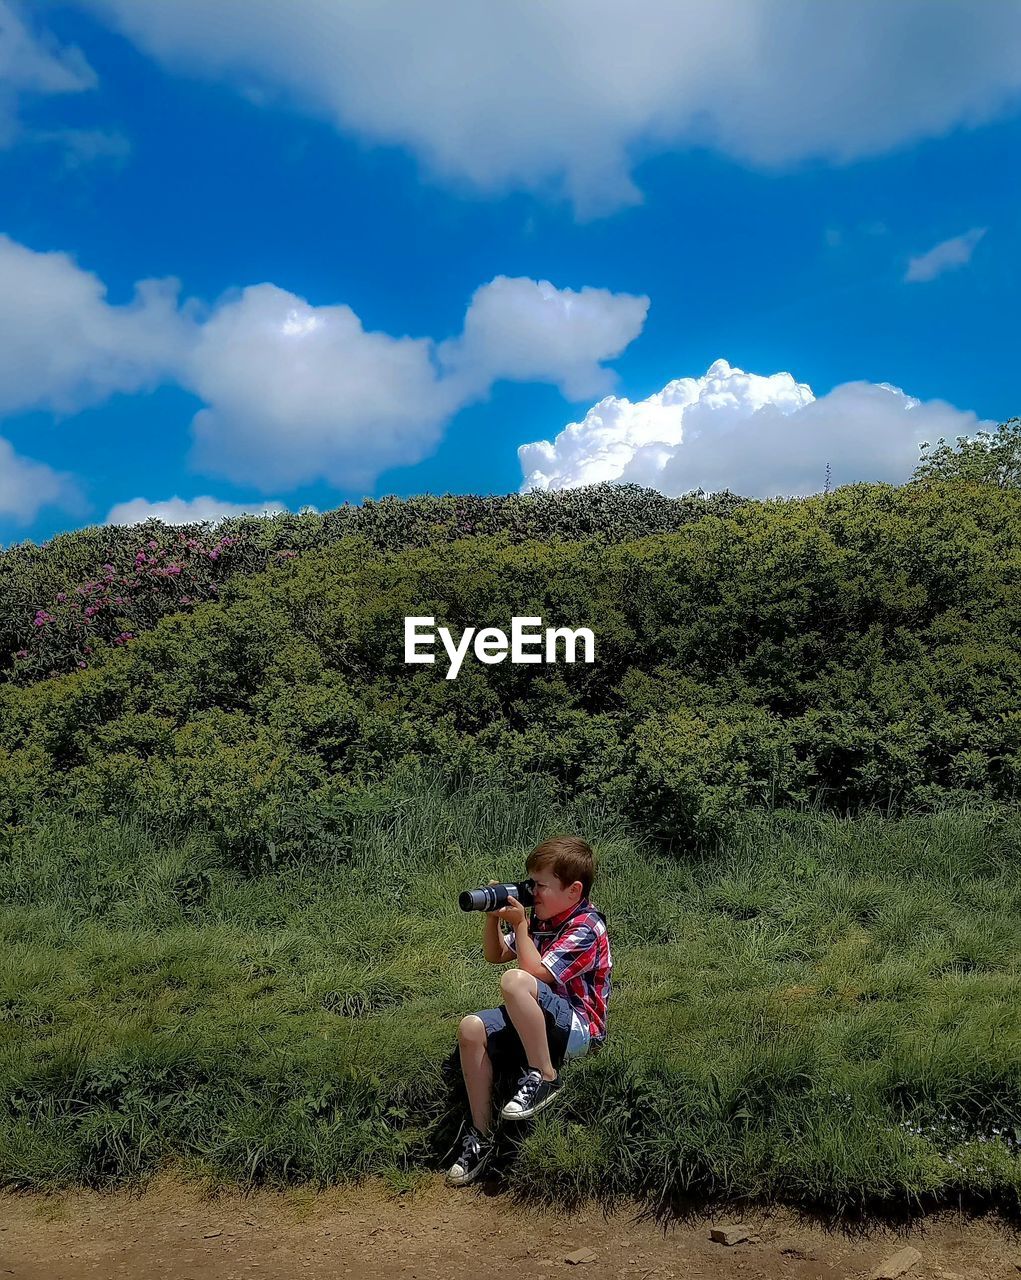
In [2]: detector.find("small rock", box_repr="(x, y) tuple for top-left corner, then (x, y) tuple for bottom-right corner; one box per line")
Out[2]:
(710, 1225), (750, 1246)
(565, 1247), (598, 1265)
(871, 1246), (922, 1279)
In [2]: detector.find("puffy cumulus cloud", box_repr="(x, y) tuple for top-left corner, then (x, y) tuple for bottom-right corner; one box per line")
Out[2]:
(184, 284), (464, 490)
(105, 495), (290, 526)
(182, 276), (645, 490)
(0, 232), (646, 491)
(0, 435), (81, 523)
(905, 227), (988, 283)
(519, 359), (996, 499)
(0, 1), (97, 147)
(80, 0), (1021, 216)
(438, 276), (649, 401)
(0, 235), (195, 416)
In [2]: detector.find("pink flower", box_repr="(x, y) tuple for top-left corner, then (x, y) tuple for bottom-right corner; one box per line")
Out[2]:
(147, 539), (159, 550)
(209, 549), (220, 560)
(14, 649), (28, 658)
(83, 605), (99, 618)
(33, 610), (53, 627)
(167, 563), (181, 575)
(56, 591), (66, 603)
(135, 552), (147, 567)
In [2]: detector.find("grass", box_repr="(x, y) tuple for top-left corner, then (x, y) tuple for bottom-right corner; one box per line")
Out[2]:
(1, 774), (1020, 1217)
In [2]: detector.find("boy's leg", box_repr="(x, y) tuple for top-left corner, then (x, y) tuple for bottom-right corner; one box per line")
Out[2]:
(457, 1015), (495, 1134)
(499, 969), (559, 1081)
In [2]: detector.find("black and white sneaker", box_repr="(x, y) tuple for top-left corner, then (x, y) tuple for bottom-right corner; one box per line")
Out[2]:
(500, 1068), (562, 1121)
(446, 1126), (495, 1186)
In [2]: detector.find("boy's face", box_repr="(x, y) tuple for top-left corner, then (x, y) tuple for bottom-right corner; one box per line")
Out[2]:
(528, 866), (582, 918)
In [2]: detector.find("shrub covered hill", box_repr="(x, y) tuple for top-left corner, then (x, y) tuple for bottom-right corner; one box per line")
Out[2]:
(1, 469), (1019, 863)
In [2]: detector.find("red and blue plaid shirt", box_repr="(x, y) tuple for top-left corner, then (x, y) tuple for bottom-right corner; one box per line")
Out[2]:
(504, 899), (613, 1043)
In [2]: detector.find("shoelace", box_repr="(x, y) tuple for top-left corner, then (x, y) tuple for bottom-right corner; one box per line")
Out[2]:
(447, 1123), (486, 1168)
(453, 1133), (481, 1169)
(510, 1070), (544, 1106)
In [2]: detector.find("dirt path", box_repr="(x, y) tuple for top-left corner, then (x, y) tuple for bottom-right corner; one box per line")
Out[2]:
(1, 1174), (1019, 1280)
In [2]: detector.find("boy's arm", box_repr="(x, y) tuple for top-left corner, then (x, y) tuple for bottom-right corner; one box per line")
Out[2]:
(492, 908), (552, 981)
(482, 911), (515, 963)
(511, 922), (556, 984)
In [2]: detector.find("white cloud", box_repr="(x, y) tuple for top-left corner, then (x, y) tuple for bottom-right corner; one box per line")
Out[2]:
(0, 435), (81, 522)
(0, 234), (646, 491)
(0, 1), (97, 147)
(105, 495), (290, 526)
(905, 227), (988, 283)
(0, 234), (194, 416)
(438, 276), (649, 401)
(182, 276), (648, 490)
(519, 358), (996, 498)
(79, 0), (1021, 216)
(184, 283), (462, 490)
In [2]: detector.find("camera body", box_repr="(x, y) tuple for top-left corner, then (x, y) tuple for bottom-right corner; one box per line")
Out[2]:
(459, 878), (535, 912)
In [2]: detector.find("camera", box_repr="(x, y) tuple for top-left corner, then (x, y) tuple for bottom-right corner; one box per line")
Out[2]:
(458, 878), (535, 912)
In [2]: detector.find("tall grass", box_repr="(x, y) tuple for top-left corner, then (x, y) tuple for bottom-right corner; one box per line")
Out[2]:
(1, 778), (1019, 1216)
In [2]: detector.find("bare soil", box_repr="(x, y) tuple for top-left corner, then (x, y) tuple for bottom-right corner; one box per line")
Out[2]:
(2, 1175), (1021, 1280)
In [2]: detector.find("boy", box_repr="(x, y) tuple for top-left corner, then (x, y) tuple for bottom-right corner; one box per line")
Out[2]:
(447, 834), (613, 1187)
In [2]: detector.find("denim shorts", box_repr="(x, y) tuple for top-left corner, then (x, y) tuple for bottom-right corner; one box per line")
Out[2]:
(472, 983), (591, 1072)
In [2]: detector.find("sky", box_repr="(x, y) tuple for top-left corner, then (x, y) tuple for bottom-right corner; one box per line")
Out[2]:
(0, 0), (1019, 546)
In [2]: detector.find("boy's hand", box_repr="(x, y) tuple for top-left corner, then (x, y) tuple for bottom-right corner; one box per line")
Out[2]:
(496, 895), (527, 928)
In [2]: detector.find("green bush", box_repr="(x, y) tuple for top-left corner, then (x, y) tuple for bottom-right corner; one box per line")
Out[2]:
(629, 706), (793, 847)
(0, 485), (748, 681)
(0, 480), (1019, 847)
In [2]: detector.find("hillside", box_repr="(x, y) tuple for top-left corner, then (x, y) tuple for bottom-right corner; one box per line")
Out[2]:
(1, 480), (1018, 861)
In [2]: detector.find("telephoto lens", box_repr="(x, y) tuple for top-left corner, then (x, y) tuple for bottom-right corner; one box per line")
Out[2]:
(458, 879), (535, 912)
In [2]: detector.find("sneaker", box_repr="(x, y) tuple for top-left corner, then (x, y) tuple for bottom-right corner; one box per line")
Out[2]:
(446, 1126), (495, 1186)
(500, 1068), (562, 1121)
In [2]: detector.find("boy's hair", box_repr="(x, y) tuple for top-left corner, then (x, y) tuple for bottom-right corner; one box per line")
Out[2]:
(526, 835), (596, 899)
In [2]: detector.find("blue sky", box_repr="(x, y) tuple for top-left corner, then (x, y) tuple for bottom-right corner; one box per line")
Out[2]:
(0, 0), (1018, 545)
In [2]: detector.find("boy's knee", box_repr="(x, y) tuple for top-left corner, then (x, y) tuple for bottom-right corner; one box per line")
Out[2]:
(500, 968), (535, 997)
(458, 1014), (487, 1044)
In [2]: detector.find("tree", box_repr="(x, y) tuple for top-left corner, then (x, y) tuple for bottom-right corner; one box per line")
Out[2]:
(912, 418), (1021, 488)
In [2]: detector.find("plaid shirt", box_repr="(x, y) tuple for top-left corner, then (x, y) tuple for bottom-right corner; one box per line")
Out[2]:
(504, 899), (612, 1044)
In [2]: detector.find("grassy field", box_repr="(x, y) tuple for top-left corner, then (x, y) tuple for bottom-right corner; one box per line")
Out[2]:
(1, 774), (1020, 1216)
